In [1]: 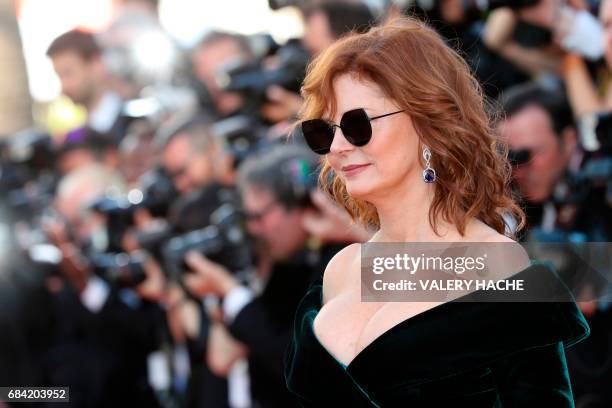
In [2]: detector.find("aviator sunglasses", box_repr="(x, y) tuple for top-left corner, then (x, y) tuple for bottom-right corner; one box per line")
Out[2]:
(301, 108), (405, 155)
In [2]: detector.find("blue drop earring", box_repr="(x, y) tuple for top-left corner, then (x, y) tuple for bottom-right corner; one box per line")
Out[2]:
(422, 146), (436, 183)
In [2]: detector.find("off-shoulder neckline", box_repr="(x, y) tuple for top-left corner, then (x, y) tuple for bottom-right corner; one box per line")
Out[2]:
(310, 261), (544, 370)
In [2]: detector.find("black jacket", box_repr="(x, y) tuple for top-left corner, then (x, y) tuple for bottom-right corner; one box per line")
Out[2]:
(227, 244), (345, 408)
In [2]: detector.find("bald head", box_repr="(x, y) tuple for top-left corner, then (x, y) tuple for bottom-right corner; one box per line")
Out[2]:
(56, 164), (127, 225)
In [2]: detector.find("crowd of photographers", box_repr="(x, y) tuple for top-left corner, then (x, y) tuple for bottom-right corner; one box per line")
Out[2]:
(0, 0), (611, 407)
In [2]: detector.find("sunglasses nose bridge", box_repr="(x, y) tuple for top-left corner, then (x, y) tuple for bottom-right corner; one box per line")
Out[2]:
(329, 123), (354, 153)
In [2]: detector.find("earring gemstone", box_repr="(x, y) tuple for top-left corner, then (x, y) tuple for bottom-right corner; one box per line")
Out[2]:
(423, 168), (436, 183)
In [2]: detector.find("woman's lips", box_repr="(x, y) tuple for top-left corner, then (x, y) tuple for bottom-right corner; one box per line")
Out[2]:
(341, 163), (371, 176)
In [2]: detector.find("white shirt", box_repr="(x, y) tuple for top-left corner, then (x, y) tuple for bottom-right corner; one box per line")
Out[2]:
(88, 91), (123, 134)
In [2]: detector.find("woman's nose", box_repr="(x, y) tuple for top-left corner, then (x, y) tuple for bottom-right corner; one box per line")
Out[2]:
(329, 127), (354, 154)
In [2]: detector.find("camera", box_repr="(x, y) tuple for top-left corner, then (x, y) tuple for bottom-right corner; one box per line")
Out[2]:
(0, 129), (57, 222)
(88, 166), (178, 252)
(162, 203), (254, 280)
(212, 115), (274, 169)
(215, 36), (309, 116)
(89, 251), (148, 289)
(575, 111), (612, 206)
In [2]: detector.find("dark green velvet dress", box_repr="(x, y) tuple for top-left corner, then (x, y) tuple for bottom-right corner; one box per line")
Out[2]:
(284, 262), (590, 407)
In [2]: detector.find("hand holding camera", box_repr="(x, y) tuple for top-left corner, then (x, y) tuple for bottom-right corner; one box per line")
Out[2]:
(183, 250), (240, 298)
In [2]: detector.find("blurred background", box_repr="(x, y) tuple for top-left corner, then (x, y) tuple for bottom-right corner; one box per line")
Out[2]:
(0, 0), (611, 407)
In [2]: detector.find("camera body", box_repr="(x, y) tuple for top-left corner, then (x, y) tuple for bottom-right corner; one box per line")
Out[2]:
(89, 251), (148, 288)
(215, 37), (309, 116)
(162, 203), (254, 280)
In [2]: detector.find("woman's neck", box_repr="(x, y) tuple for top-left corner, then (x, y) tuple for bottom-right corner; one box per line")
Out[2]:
(371, 178), (454, 243)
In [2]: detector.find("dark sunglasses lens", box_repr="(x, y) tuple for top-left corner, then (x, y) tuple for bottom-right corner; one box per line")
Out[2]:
(340, 109), (371, 146)
(302, 119), (334, 154)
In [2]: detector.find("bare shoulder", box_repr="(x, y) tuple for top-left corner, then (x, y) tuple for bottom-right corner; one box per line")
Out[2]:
(321, 243), (361, 305)
(466, 219), (531, 275)
(481, 231), (531, 277)
(465, 218), (513, 242)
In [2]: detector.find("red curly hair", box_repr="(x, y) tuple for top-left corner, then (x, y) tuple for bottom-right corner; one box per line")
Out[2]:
(297, 15), (525, 238)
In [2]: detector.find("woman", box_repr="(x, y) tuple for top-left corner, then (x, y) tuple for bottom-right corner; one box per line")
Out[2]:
(284, 16), (590, 407)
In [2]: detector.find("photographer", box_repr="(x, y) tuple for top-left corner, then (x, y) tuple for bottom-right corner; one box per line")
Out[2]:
(302, 1), (375, 57)
(498, 83), (580, 232)
(258, 1), (376, 125)
(499, 83), (612, 407)
(182, 144), (368, 407)
(393, 0), (531, 98)
(191, 28), (310, 130)
(483, 0), (605, 78)
(160, 115), (235, 196)
(56, 127), (121, 175)
(43, 163), (165, 407)
(499, 81), (612, 238)
(191, 31), (257, 119)
(556, 0), (612, 134)
(47, 30), (128, 142)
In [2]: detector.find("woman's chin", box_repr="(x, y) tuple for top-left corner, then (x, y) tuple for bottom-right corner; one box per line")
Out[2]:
(345, 182), (373, 201)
